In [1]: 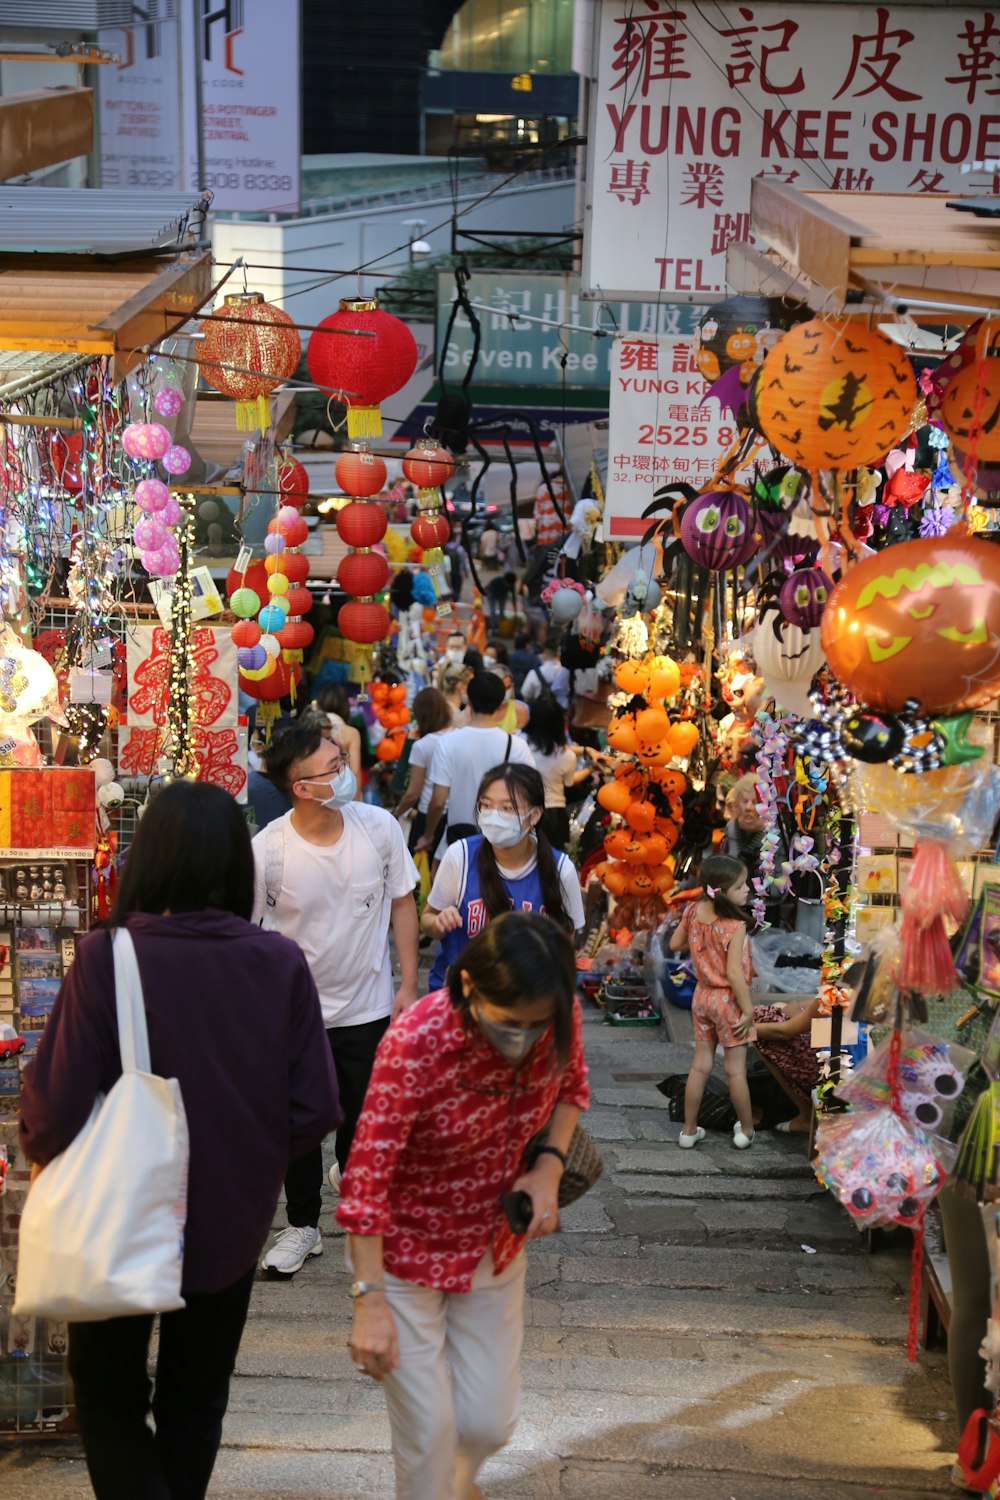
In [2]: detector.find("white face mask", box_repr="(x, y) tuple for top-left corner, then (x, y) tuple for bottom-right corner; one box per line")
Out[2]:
(483, 653), (496, 669)
(302, 765), (356, 809)
(477, 808), (528, 848)
(446, 647), (465, 665)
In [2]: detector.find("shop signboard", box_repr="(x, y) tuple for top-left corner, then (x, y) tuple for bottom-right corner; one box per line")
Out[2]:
(436, 272), (701, 389)
(583, 2), (1000, 300)
(603, 332), (744, 540)
(99, 0), (301, 213)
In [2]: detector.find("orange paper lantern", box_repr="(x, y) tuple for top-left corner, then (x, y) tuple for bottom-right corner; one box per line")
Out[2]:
(199, 292), (301, 432)
(756, 319), (915, 470)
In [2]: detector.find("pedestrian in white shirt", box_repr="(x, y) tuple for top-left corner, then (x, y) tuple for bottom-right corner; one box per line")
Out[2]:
(523, 691), (597, 851)
(252, 721), (420, 1276)
(392, 686), (453, 850)
(521, 637), (570, 711)
(417, 672), (534, 852)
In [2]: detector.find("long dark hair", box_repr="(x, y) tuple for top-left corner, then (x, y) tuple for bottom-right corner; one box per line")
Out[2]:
(524, 689), (567, 757)
(447, 911), (576, 1064)
(111, 782), (254, 922)
(474, 763), (572, 932)
(699, 853), (754, 931)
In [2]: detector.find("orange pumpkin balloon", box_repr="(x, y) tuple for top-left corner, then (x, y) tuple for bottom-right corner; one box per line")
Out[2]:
(652, 867), (675, 894)
(634, 707), (671, 765)
(376, 734), (404, 761)
(637, 832), (669, 865)
(387, 683), (408, 703)
(821, 535), (1000, 713)
(669, 721), (699, 758)
(597, 781), (632, 816)
(648, 656), (681, 700)
(602, 863), (630, 896)
(370, 682), (389, 703)
(940, 324), (1000, 462)
(625, 798), (656, 833)
(756, 319), (915, 470)
(604, 829), (632, 860)
(615, 660), (652, 696)
(627, 867), (658, 896)
(613, 762), (642, 786)
(607, 715), (639, 754)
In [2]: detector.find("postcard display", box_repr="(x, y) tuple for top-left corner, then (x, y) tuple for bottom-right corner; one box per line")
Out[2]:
(0, 768), (95, 1434)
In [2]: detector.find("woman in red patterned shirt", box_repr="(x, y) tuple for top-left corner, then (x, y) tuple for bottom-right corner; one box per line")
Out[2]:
(336, 911), (590, 1500)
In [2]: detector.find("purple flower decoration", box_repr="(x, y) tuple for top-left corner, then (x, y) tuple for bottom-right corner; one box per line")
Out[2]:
(919, 505), (955, 537)
(873, 503), (890, 527)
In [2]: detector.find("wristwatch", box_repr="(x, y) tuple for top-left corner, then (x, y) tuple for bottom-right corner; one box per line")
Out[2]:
(349, 1280), (386, 1299)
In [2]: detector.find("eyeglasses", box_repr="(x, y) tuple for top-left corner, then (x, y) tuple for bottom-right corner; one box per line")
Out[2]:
(298, 762), (343, 785)
(476, 799), (522, 816)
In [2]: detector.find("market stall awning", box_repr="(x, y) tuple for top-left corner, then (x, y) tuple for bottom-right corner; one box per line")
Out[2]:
(726, 182), (1000, 319)
(0, 249), (213, 378)
(0, 188), (209, 255)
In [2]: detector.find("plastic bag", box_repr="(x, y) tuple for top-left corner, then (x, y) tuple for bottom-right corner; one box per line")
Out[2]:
(838, 1027), (975, 1141)
(814, 1107), (946, 1229)
(846, 761), (1000, 856)
(750, 930), (822, 996)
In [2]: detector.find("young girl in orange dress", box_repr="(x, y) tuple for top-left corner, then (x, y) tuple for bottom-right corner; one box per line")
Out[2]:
(669, 854), (757, 1150)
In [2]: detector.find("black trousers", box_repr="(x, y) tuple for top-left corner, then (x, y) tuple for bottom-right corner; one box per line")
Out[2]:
(286, 1014), (391, 1226)
(67, 1266), (255, 1500)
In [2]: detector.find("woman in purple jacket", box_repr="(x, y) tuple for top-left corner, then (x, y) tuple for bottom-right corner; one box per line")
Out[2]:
(19, 781), (341, 1500)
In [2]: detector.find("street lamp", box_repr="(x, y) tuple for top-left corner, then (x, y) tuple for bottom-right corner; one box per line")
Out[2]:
(403, 218), (432, 262)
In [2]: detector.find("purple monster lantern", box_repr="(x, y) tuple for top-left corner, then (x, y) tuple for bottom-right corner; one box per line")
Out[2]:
(679, 490), (755, 571)
(779, 566), (833, 630)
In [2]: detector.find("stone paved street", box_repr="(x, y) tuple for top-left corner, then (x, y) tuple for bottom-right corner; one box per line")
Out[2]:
(0, 1004), (957, 1498)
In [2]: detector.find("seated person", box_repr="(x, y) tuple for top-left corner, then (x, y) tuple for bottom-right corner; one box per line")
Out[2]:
(751, 996), (821, 1135)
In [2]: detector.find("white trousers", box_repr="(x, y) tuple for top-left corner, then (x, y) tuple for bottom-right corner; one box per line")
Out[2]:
(381, 1251), (527, 1500)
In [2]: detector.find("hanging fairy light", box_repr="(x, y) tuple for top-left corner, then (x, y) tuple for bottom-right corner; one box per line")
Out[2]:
(165, 495), (199, 778)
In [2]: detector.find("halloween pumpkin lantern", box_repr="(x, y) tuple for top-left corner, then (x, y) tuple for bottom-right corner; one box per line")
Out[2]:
(634, 707), (672, 765)
(604, 829), (633, 860)
(679, 490), (756, 571)
(756, 319), (916, 471)
(601, 862), (630, 897)
(615, 660), (652, 697)
(607, 715), (639, 754)
(940, 323), (1000, 463)
(625, 798), (657, 833)
(821, 536), (1000, 714)
(779, 567), (833, 630)
(668, 720), (699, 759)
(648, 656), (681, 700)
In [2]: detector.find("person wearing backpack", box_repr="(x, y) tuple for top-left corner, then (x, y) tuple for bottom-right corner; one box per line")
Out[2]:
(18, 781), (341, 1500)
(253, 719), (420, 1277)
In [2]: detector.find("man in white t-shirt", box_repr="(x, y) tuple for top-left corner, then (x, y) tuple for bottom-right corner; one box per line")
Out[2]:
(252, 721), (419, 1276)
(521, 638), (570, 710)
(417, 671), (534, 852)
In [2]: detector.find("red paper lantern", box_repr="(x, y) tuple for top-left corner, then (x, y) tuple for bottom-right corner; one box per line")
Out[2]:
(402, 440), (455, 490)
(231, 620), (262, 648)
(276, 619), (315, 651)
(338, 551), (390, 597)
(411, 513), (451, 550)
(278, 455), (310, 509)
(240, 656), (299, 701)
(199, 293), (301, 432)
(337, 501), (388, 548)
(336, 447), (387, 498)
(226, 561), (270, 610)
(307, 299), (418, 439)
(264, 551), (309, 584)
(339, 598), (390, 643)
(278, 585), (310, 617)
(268, 514), (309, 547)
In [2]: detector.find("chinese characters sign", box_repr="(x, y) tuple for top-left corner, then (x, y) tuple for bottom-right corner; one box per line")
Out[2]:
(605, 334), (742, 540)
(0, 770), (96, 857)
(584, 3), (1000, 299)
(436, 272), (700, 389)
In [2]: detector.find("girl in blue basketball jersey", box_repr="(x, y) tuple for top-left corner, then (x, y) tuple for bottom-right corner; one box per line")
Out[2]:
(423, 763), (585, 988)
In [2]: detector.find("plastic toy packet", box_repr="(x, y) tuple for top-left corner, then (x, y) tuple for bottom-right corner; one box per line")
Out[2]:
(846, 761), (1000, 856)
(838, 1027), (975, 1141)
(814, 1106), (948, 1229)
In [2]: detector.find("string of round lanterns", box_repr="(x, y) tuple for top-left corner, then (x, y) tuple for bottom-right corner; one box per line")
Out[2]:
(335, 446), (392, 654)
(404, 438), (454, 599)
(198, 291), (302, 434)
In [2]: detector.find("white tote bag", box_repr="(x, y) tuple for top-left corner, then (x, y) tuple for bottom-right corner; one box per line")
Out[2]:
(14, 928), (189, 1322)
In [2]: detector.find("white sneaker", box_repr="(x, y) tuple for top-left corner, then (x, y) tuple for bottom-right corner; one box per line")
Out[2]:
(678, 1126), (706, 1149)
(328, 1162), (341, 1193)
(733, 1124), (754, 1150)
(260, 1224), (322, 1275)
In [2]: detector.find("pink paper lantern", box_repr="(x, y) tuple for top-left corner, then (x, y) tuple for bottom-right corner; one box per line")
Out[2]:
(135, 477), (170, 513)
(123, 422), (171, 460)
(134, 514), (168, 551)
(154, 387), (184, 418)
(277, 504), (301, 531)
(163, 444), (191, 475)
(160, 497), (183, 526)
